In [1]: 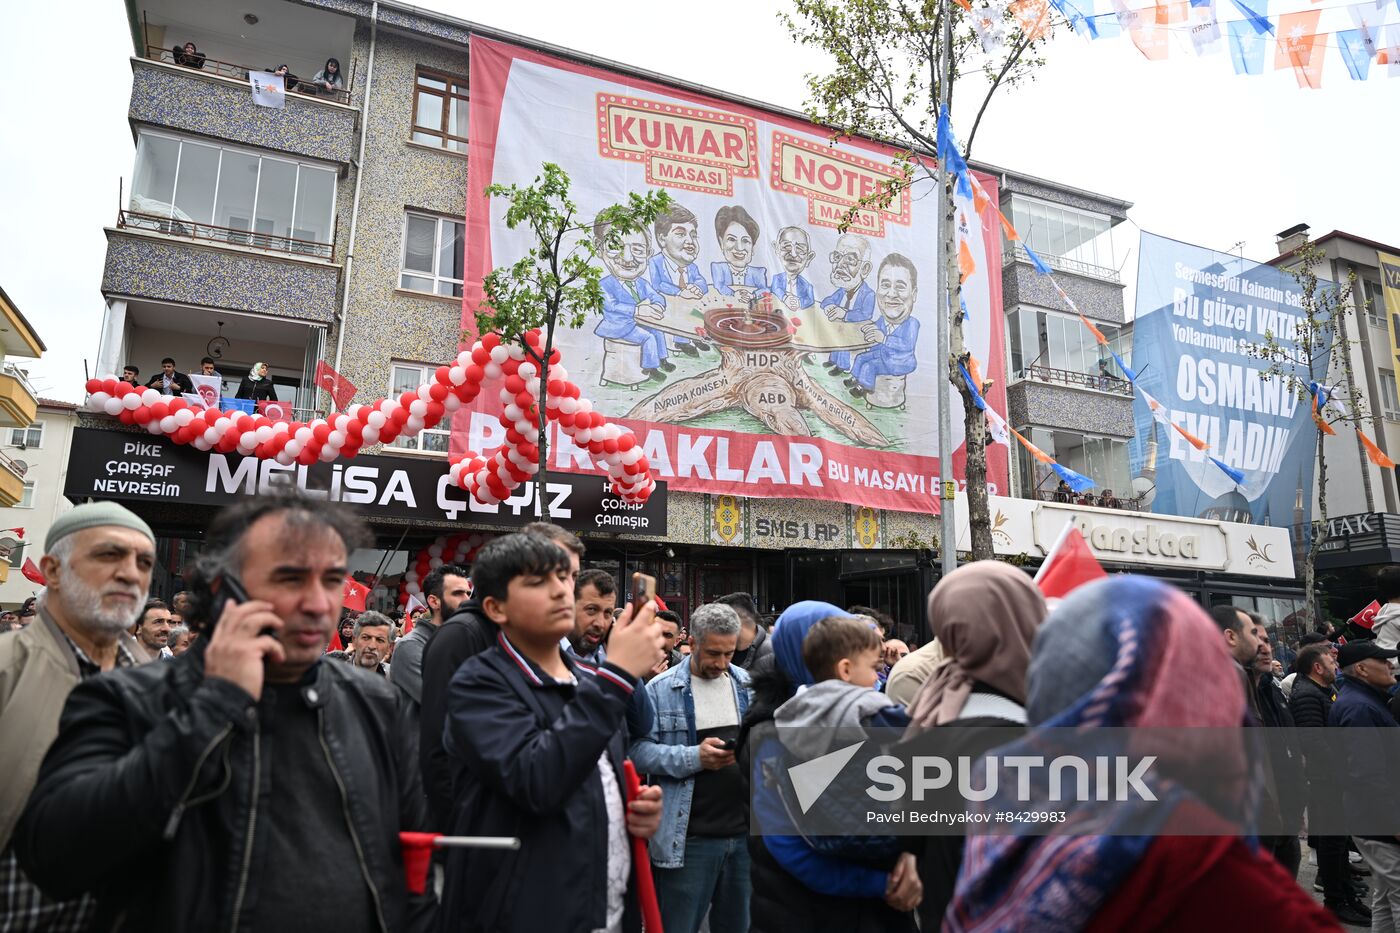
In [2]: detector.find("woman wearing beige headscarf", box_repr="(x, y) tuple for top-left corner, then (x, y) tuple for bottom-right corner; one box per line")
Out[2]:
(902, 560), (1047, 929)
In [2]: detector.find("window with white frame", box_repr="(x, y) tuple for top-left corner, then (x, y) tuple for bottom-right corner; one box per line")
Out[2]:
(1009, 197), (1115, 271)
(1380, 371), (1400, 421)
(387, 363), (450, 454)
(128, 129), (338, 257)
(1366, 280), (1389, 329)
(17, 480), (35, 509)
(400, 212), (465, 297)
(8, 424), (41, 448)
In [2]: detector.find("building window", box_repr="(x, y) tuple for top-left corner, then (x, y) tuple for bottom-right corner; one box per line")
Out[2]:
(386, 363), (450, 454)
(1381, 371), (1400, 421)
(411, 69), (469, 152)
(17, 480), (35, 509)
(1018, 428), (1131, 502)
(127, 129), (338, 257)
(1009, 307), (1118, 380)
(8, 424), (41, 448)
(1009, 197), (1114, 271)
(400, 212), (465, 298)
(1366, 280), (1388, 329)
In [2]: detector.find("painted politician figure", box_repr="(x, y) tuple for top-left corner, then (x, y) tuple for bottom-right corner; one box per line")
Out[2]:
(647, 203), (709, 356)
(769, 226), (816, 313)
(820, 233), (877, 374)
(710, 205), (768, 301)
(847, 253), (920, 399)
(594, 220), (674, 377)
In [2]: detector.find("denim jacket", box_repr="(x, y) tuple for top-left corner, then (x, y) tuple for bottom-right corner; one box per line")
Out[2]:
(628, 660), (751, 868)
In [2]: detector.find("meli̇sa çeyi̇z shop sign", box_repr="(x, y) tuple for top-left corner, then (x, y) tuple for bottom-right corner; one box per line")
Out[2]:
(63, 428), (666, 534)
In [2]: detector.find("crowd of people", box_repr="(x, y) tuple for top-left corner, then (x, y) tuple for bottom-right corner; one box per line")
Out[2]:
(3, 493), (1399, 931)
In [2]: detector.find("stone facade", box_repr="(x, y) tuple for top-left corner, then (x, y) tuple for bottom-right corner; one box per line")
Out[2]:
(102, 230), (342, 322)
(1002, 258), (1126, 325)
(129, 59), (358, 164)
(330, 28), (470, 412)
(1006, 380), (1136, 437)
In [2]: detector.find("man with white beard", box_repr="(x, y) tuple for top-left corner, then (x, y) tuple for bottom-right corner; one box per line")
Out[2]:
(0, 502), (154, 931)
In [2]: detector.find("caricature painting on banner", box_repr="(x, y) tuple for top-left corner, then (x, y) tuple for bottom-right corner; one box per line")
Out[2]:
(459, 38), (1009, 514)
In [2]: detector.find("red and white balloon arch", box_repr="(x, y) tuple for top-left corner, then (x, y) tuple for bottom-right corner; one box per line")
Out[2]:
(84, 330), (655, 505)
(400, 531), (494, 604)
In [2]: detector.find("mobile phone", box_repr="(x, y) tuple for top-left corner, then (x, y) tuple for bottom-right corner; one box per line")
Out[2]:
(631, 572), (657, 607)
(717, 738), (737, 752)
(210, 573), (271, 636)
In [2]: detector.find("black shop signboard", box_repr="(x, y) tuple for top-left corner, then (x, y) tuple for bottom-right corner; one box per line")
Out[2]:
(64, 428), (667, 535)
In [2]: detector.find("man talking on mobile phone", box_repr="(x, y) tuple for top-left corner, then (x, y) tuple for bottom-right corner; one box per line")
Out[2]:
(629, 602), (753, 933)
(15, 494), (430, 933)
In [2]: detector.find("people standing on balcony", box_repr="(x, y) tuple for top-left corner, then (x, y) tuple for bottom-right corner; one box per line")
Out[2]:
(269, 64), (300, 93)
(120, 364), (139, 386)
(235, 362), (276, 402)
(172, 42), (205, 69)
(145, 358), (192, 396)
(311, 58), (343, 95)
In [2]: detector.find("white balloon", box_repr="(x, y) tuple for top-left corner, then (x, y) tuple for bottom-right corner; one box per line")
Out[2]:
(174, 408), (195, 426)
(202, 427), (219, 444)
(319, 445), (338, 461)
(429, 556), (443, 569)
(443, 395), (462, 412)
(255, 426), (274, 443)
(147, 421), (165, 434)
(576, 398), (593, 414)
(449, 366), (466, 385)
(622, 447), (642, 465)
(361, 427), (380, 445)
(122, 393), (142, 411)
(103, 398), (123, 416)
(193, 437), (212, 451)
(90, 391), (110, 408)
(159, 416), (177, 433)
(275, 450), (295, 465)
(240, 431), (258, 448)
(457, 350), (473, 367)
(285, 439), (303, 457)
(295, 427), (313, 444)
(328, 430), (346, 448)
(489, 345), (510, 365)
(141, 388), (160, 405)
(551, 366), (569, 384)
(406, 415), (425, 432)
(484, 362), (503, 381)
(366, 411), (387, 429)
(503, 404), (524, 423)
(559, 397), (578, 415)
(518, 362), (537, 381)
(409, 399), (428, 417)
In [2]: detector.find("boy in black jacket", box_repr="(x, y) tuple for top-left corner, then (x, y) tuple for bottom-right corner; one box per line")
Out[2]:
(438, 533), (665, 932)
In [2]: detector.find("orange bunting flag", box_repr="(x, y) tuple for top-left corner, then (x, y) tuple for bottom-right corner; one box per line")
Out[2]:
(958, 238), (977, 284)
(1079, 314), (1109, 346)
(1360, 431), (1396, 469)
(954, 0), (974, 10)
(1172, 421), (1210, 451)
(998, 210), (1019, 242)
(968, 355), (987, 394)
(1010, 0), (1052, 40)
(1275, 10), (1324, 89)
(1155, 0), (1188, 24)
(1012, 427), (1054, 465)
(1312, 394), (1337, 435)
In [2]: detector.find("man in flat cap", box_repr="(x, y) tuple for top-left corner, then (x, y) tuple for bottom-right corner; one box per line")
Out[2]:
(0, 501), (155, 931)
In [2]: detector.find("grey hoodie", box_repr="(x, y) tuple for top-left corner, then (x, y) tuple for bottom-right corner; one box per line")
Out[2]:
(773, 679), (899, 761)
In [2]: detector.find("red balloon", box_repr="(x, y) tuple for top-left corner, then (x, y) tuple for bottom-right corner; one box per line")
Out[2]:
(515, 391), (534, 410)
(588, 440), (605, 455)
(518, 443), (539, 461)
(133, 406), (152, 424)
(297, 449), (318, 465)
(426, 401), (445, 423)
(504, 375), (525, 395)
(603, 438), (619, 454)
(547, 380), (565, 397)
(567, 383), (581, 399)
(465, 364), (486, 385)
(471, 346), (490, 367)
(217, 434), (240, 454)
(557, 412), (576, 428)
(341, 444), (361, 458)
(435, 365), (451, 384)
(118, 409), (135, 425)
(312, 424), (332, 444)
(505, 428), (524, 446)
(429, 383), (449, 402)
(346, 421), (364, 439)
(549, 349), (562, 364)
(618, 434), (636, 451)
(482, 333), (502, 350)
(590, 412), (605, 429)
(149, 402), (170, 419)
(85, 378), (102, 394)
(399, 391), (418, 410)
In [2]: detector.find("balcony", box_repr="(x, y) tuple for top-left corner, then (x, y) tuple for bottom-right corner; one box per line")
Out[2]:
(1002, 242), (1120, 284)
(129, 56), (358, 165)
(1017, 364), (1133, 396)
(0, 449), (26, 508)
(0, 364), (39, 428)
(95, 299), (330, 419)
(1027, 489), (1146, 511)
(1007, 379), (1135, 437)
(144, 44), (353, 106)
(118, 208), (333, 261)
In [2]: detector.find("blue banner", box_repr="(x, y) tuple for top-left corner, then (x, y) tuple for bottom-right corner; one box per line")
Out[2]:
(1129, 232), (1329, 528)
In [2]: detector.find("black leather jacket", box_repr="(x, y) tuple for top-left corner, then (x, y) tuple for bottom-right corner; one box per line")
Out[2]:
(15, 641), (428, 932)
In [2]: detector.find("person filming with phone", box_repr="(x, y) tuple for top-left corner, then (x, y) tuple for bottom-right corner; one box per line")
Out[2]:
(14, 494), (430, 933)
(629, 601), (753, 933)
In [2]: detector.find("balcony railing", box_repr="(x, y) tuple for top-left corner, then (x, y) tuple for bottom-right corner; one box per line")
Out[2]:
(1, 363), (39, 400)
(1031, 489), (1144, 511)
(118, 209), (334, 261)
(1003, 243), (1121, 284)
(1018, 364), (1133, 396)
(146, 44), (353, 106)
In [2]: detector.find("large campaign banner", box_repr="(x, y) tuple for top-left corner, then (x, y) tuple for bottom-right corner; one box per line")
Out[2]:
(1130, 232), (1327, 527)
(459, 37), (1009, 514)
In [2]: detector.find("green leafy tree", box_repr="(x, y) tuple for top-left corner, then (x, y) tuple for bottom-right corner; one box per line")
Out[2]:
(1249, 238), (1365, 626)
(784, 0), (1054, 560)
(473, 163), (672, 511)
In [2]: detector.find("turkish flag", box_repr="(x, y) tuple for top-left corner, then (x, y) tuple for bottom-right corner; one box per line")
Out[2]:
(3, 527), (24, 538)
(1034, 524), (1107, 601)
(314, 360), (357, 411)
(21, 557), (46, 586)
(403, 593), (426, 634)
(343, 577), (369, 613)
(256, 399), (292, 422)
(1349, 600), (1382, 631)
